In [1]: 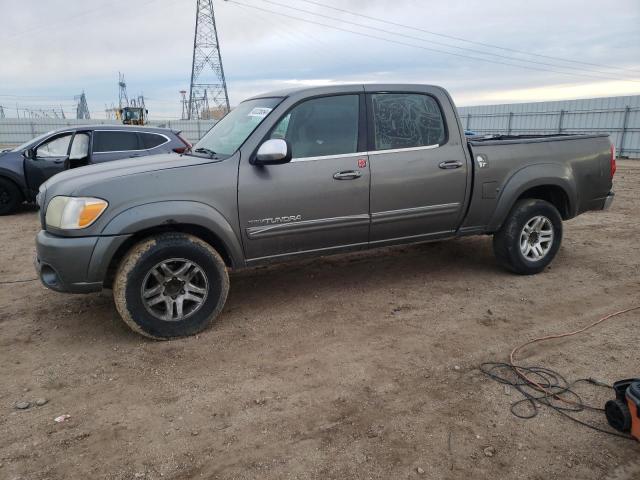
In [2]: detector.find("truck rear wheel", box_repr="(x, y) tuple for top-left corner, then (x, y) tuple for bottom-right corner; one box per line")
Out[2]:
(0, 178), (22, 216)
(492, 199), (563, 275)
(113, 233), (229, 339)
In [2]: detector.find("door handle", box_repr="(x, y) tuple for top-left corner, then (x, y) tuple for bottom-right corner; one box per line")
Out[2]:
(333, 170), (362, 180)
(439, 160), (464, 169)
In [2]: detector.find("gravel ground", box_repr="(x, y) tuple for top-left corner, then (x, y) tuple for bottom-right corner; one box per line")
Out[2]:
(0, 160), (638, 479)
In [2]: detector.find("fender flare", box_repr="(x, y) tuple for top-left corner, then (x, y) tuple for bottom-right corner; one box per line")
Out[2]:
(100, 201), (244, 268)
(487, 163), (577, 232)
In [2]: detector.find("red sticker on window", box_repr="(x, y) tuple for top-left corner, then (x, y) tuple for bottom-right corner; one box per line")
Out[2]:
(358, 158), (367, 168)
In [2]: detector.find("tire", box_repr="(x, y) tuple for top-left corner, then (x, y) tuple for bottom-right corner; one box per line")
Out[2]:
(492, 199), (563, 275)
(0, 178), (22, 216)
(113, 233), (229, 339)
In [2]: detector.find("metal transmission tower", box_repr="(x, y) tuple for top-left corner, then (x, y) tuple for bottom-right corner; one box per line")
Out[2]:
(0, 106), (5, 119)
(118, 72), (129, 108)
(75, 92), (91, 119)
(179, 90), (189, 120)
(188, 0), (230, 120)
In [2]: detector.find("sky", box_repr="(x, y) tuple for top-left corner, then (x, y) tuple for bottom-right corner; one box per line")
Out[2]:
(0, 0), (639, 119)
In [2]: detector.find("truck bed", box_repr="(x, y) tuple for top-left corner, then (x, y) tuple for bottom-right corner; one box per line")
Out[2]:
(461, 133), (613, 233)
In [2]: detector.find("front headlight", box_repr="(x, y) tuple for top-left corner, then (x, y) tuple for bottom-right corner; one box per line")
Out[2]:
(45, 196), (108, 230)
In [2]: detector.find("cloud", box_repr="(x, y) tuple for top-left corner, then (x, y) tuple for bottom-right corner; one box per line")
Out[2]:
(0, 0), (638, 118)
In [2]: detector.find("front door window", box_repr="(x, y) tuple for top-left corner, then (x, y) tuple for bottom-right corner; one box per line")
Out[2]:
(36, 134), (72, 157)
(271, 95), (359, 159)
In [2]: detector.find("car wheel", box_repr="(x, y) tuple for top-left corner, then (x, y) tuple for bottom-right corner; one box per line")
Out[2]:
(0, 178), (22, 215)
(492, 199), (563, 275)
(113, 233), (229, 339)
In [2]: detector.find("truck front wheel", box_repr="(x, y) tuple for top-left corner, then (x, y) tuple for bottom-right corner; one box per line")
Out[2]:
(113, 233), (229, 339)
(492, 199), (563, 275)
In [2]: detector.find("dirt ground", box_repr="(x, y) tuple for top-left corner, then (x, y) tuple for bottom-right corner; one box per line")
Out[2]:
(0, 161), (639, 480)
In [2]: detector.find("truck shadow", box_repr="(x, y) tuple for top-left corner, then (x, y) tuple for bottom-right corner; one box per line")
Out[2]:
(28, 235), (501, 342)
(226, 236), (500, 309)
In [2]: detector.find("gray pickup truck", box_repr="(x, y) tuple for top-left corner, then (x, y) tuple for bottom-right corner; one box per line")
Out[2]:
(34, 84), (615, 339)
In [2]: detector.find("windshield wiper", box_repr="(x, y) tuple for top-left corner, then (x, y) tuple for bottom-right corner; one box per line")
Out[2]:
(193, 147), (218, 158)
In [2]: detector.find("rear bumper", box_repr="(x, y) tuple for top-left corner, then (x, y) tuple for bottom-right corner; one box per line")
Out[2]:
(35, 230), (131, 294)
(603, 191), (615, 210)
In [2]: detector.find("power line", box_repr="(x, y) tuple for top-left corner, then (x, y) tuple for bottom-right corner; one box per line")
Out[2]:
(2, 0), (165, 45)
(294, 0), (640, 76)
(226, 0), (639, 83)
(256, 0), (639, 83)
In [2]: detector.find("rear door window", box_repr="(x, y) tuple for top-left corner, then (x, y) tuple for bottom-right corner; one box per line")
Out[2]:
(140, 132), (168, 149)
(92, 131), (140, 153)
(270, 95), (359, 159)
(371, 93), (446, 151)
(69, 133), (90, 159)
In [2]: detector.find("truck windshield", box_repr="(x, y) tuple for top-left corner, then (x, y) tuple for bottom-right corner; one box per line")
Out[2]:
(192, 97), (282, 157)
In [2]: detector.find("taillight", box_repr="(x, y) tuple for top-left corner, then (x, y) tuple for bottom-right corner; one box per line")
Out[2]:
(610, 143), (616, 178)
(173, 133), (192, 154)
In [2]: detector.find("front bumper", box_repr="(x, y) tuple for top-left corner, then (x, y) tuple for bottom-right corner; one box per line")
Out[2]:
(35, 230), (131, 294)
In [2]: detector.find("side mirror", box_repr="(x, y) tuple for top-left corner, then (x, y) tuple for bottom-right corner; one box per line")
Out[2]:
(254, 139), (292, 165)
(23, 148), (35, 159)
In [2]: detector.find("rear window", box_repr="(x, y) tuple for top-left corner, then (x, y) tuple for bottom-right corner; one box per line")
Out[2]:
(371, 93), (446, 150)
(92, 131), (140, 153)
(140, 132), (168, 149)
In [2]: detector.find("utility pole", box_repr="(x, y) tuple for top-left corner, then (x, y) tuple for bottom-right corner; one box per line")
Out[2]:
(0, 106), (4, 119)
(188, 0), (230, 120)
(179, 90), (189, 120)
(136, 94), (146, 111)
(118, 72), (129, 109)
(75, 92), (90, 119)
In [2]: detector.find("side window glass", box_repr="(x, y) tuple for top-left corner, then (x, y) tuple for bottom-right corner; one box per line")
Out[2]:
(36, 134), (72, 157)
(371, 93), (446, 150)
(93, 131), (140, 153)
(69, 133), (90, 160)
(271, 95), (359, 159)
(270, 114), (290, 140)
(140, 133), (167, 149)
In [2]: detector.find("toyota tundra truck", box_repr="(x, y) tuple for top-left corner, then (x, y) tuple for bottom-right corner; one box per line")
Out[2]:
(34, 84), (616, 339)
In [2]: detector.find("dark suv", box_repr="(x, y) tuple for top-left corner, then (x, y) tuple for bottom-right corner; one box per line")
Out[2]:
(0, 125), (191, 215)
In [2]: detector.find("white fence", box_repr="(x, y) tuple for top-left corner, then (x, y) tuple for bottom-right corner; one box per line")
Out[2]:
(0, 118), (217, 149)
(458, 95), (640, 158)
(3, 94), (640, 158)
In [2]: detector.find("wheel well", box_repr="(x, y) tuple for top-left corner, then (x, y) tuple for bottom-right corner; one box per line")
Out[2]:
(517, 185), (571, 219)
(0, 175), (26, 202)
(103, 223), (235, 288)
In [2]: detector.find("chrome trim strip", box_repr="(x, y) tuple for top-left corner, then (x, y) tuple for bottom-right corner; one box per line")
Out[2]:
(371, 203), (460, 224)
(289, 144), (441, 162)
(369, 230), (454, 246)
(246, 241), (368, 263)
(291, 152), (366, 163)
(246, 214), (370, 239)
(367, 144), (440, 155)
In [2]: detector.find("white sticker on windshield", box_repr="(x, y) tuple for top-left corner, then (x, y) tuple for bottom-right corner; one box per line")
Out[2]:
(248, 107), (272, 118)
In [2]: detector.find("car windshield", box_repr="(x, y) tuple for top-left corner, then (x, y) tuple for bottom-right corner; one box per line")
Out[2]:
(192, 97), (282, 157)
(124, 109), (141, 120)
(11, 130), (56, 152)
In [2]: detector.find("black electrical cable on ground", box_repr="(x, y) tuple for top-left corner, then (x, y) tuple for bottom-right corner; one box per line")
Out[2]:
(481, 305), (640, 441)
(480, 362), (633, 439)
